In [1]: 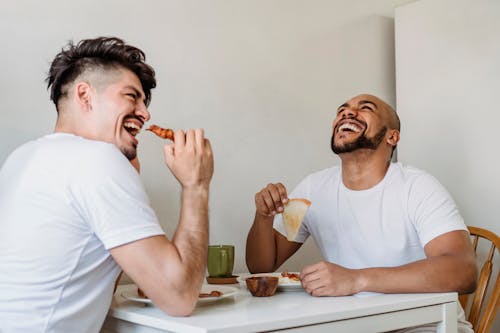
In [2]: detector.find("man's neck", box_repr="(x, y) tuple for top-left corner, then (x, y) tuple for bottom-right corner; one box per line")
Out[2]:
(340, 150), (391, 190)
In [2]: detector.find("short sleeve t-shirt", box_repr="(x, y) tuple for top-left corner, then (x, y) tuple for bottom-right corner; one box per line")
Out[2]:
(273, 163), (468, 269)
(0, 133), (165, 333)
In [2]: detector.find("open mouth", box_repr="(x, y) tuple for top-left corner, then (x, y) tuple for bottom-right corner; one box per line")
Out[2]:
(337, 122), (362, 133)
(123, 121), (141, 137)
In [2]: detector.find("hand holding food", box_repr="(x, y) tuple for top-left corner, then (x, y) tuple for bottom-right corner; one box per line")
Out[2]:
(147, 124), (175, 141)
(163, 128), (214, 189)
(254, 183), (288, 217)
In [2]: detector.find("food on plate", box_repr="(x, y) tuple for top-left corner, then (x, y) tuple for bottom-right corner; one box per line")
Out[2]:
(138, 287), (223, 299)
(281, 271), (300, 281)
(147, 124), (175, 141)
(199, 290), (223, 298)
(279, 271), (301, 285)
(282, 198), (311, 241)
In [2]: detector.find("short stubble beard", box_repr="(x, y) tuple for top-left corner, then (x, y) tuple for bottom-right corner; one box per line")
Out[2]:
(331, 126), (387, 154)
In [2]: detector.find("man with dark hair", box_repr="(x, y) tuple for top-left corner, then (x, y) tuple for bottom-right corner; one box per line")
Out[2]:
(0, 37), (214, 332)
(246, 94), (477, 332)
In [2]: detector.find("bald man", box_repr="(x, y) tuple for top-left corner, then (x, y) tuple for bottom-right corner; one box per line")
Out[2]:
(246, 94), (476, 333)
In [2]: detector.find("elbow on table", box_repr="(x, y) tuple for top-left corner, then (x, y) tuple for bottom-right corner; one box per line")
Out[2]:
(157, 289), (199, 317)
(153, 270), (203, 316)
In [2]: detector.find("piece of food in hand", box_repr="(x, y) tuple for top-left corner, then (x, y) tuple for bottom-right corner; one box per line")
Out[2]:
(199, 290), (223, 298)
(282, 198), (311, 241)
(147, 124), (175, 141)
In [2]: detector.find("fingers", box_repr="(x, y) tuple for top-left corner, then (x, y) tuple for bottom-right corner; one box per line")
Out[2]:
(163, 143), (175, 167)
(301, 261), (320, 276)
(173, 129), (186, 147)
(162, 128), (214, 188)
(301, 262), (359, 297)
(194, 128), (205, 151)
(170, 129), (206, 151)
(255, 183), (288, 216)
(301, 263), (326, 296)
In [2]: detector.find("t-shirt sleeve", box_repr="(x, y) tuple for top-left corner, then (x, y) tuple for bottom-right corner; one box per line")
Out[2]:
(407, 173), (468, 247)
(273, 176), (311, 243)
(70, 145), (165, 249)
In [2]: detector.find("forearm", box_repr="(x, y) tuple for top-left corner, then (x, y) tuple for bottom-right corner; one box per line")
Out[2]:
(170, 186), (210, 292)
(357, 254), (477, 294)
(246, 213), (277, 273)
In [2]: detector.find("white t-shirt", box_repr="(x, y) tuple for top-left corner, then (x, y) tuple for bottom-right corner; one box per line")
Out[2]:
(274, 162), (472, 332)
(274, 162), (467, 265)
(0, 133), (165, 333)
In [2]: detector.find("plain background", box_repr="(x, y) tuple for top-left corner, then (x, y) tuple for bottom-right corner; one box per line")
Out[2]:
(0, 1), (497, 330)
(395, 0), (500, 330)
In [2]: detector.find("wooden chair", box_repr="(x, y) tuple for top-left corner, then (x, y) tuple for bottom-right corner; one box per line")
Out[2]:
(459, 226), (500, 333)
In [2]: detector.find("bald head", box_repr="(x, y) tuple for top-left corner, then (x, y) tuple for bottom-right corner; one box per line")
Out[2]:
(351, 94), (400, 131)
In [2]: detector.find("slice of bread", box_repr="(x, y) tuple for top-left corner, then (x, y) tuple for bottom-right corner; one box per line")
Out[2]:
(282, 198), (311, 241)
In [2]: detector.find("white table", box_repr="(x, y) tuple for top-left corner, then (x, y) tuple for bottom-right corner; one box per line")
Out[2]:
(102, 283), (458, 333)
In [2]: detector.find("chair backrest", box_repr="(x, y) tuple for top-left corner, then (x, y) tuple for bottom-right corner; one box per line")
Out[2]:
(459, 226), (500, 333)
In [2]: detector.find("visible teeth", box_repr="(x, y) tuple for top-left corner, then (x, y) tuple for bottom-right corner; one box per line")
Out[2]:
(338, 123), (361, 133)
(124, 122), (141, 136)
(124, 122), (141, 130)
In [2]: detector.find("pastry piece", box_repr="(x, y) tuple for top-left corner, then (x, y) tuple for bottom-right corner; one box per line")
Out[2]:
(147, 124), (174, 141)
(282, 198), (311, 241)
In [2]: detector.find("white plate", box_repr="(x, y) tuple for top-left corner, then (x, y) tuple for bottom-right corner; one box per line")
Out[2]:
(237, 272), (303, 291)
(121, 285), (238, 305)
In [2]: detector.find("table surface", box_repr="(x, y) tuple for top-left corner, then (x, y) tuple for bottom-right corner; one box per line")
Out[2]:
(106, 282), (458, 333)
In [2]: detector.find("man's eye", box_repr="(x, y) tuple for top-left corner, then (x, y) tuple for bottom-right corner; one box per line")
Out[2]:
(126, 93), (136, 100)
(361, 106), (373, 111)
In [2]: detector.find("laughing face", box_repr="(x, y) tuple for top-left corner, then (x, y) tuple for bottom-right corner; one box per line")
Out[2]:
(87, 67), (150, 160)
(330, 94), (397, 155)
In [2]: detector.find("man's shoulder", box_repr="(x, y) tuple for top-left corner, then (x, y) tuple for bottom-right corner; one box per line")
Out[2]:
(44, 133), (125, 162)
(40, 133), (130, 175)
(389, 162), (445, 191)
(390, 162), (433, 180)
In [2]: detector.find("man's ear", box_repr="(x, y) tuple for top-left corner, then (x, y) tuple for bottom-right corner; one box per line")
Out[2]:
(386, 129), (400, 147)
(75, 81), (93, 112)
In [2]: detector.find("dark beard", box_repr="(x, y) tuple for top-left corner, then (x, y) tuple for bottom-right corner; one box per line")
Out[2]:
(122, 144), (137, 161)
(331, 126), (387, 154)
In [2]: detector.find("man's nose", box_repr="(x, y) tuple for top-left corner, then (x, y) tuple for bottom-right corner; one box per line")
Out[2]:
(136, 102), (151, 122)
(341, 107), (357, 118)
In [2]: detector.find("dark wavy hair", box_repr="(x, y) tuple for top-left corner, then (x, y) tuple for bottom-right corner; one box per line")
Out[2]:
(46, 37), (156, 110)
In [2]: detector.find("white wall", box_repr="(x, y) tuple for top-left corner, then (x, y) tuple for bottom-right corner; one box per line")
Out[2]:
(395, 0), (500, 237)
(0, 0), (396, 274)
(395, 0), (500, 331)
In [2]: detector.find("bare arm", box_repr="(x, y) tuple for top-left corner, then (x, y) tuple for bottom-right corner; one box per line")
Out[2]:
(111, 129), (213, 316)
(246, 183), (302, 273)
(301, 230), (477, 296)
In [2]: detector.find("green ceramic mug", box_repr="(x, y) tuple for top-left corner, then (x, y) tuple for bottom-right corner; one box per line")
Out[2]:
(207, 245), (234, 278)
